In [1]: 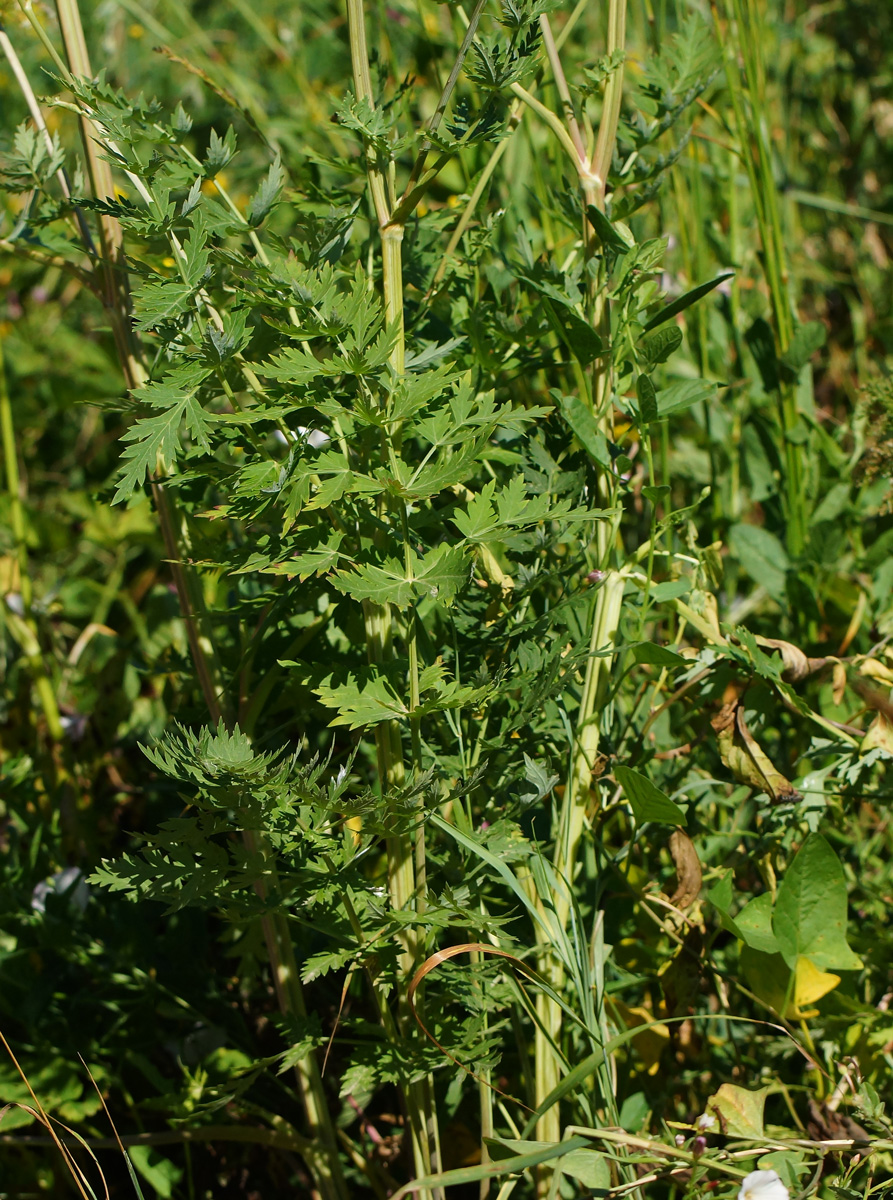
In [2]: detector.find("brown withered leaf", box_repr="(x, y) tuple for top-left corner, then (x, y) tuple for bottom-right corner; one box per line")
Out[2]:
(659, 926), (704, 1017)
(852, 676), (893, 721)
(754, 636), (829, 682)
(832, 660), (847, 706)
(667, 830), (702, 911)
(862, 711), (893, 755)
(806, 1099), (870, 1145)
(711, 700), (801, 803)
(755, 636), (809, 680)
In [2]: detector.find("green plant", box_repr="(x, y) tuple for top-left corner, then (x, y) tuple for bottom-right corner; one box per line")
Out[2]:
(2, 0), (893, 1196)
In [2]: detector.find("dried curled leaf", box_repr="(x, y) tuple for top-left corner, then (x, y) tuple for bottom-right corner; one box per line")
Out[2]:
(658, 926), (704, 1017)
(862, 712), (893, 755)
(832, 660), (847, 706)
(667, 830), (702, 910)
(858, 657), (893, 686)
(754, 636), (829, 682)
(712, 701), (801, 803)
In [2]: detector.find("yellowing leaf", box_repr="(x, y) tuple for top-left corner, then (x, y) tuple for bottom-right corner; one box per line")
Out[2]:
(712, 700), (800, 802)
(740, 946), (841, 1018)
(793, 956), (840, 1014)
(705, 1082), (769, 1138)
(608, 999), (670, 1075)
(861, 712), (893, 755)
(859, 658), (893, 685)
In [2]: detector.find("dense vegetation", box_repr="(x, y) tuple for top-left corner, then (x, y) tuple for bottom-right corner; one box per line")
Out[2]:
(1, 0), (892, 1195)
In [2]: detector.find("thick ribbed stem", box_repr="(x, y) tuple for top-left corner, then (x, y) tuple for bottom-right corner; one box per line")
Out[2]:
(534, 0), (627, 1172)
(345, 0), (444, 1189)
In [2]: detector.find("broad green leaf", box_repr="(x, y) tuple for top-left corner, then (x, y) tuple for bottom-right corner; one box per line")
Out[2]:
(415, 543), (469, 605)
(255, 531), (345, 579)
(773, 833), (862, 971)
(632, 642), (687, 666)
(586, 204), (634, 253)
(615, 765), (685, 825)
(333, 557), (415, 607)
(745, 317), (779, 392)
(757, 1150), (808, 1191)
(556, 393), (611, 467)
(810, 481), (851, 526)
(657, 379), (717, 417)
(642, 484), (670, 504)
(779, 320), (825, 381)
(182, 213), (209, 286)
(129, 1146), (183, 1198)
(313, 669), (408, 728)
(521, 754), (559, 803)
(545, 302), (604, 365)
(636, 374), (659, 423)
(132, 279), (195, 331)
(114, 406), (184, 503)
(650, 578), (690, 601)
(643, 272), (734, 331)
(728, 523), (789, 602)
(640, 325), (683, 367)
(333, 544), (468, 608)
(114, 365), (215, 502)
(247, 155), (284, 226)
(735, 892), (779, 954)
(707, 870), (745, 938)
(705, 1083), (769, 1138)
(487, 1140), (609, 1189)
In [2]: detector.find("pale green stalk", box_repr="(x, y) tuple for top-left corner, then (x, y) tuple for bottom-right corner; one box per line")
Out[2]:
(529, 0), (628, 1164)
(344, 0), (490, 1181)
(344, 0), (444, 1189)
(434, 0), (590, 289)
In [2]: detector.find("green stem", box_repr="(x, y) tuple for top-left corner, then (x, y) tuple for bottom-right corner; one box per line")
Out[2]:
(588, 0), (627, 207)
(716, 0), (807, 557)
(533, 0), (628, 1174)
(345, 1), (445, 1191)
(510, 83), (584, 172)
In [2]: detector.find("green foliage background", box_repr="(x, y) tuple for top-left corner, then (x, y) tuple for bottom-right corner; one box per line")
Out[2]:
(0, 0), (892, 1195)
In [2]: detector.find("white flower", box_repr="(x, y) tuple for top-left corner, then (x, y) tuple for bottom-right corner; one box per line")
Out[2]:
(738, 1170), (790, 1200)
(697, 1113), (717, 1131)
